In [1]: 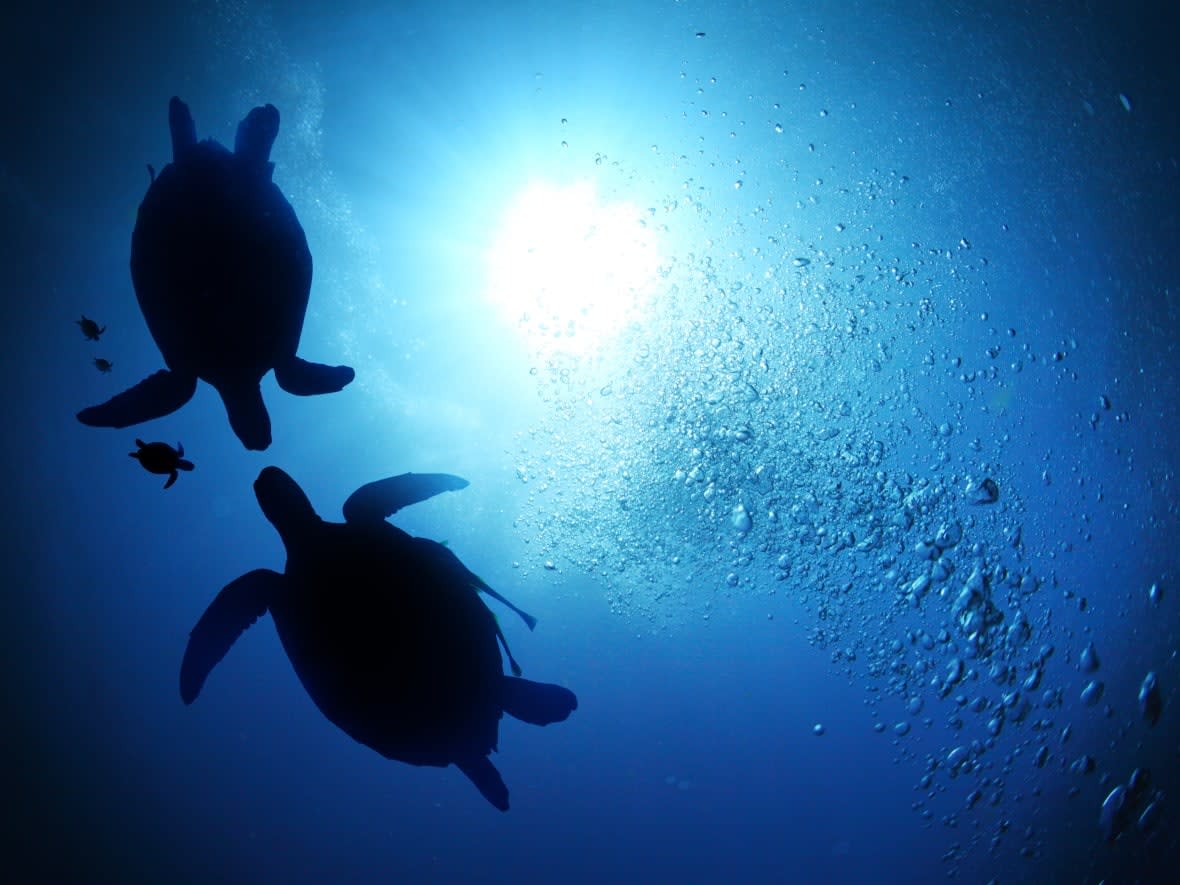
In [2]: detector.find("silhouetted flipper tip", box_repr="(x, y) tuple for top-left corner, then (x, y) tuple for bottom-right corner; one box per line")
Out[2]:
(168, 97), (197, 159)
(500, 677), (578, 726)
(274, 358), (355, 397)
(342, 472), (469, 524)
(77, 369), (197, 429)
(180, 568), (279, 704)
(454, 757), (509, 812)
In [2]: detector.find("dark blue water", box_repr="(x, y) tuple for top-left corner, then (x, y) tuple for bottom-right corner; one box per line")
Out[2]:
(4, 1), (1177, 882)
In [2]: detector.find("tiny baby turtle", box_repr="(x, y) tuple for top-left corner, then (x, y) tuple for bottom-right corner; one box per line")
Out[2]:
(130, 439), (194, 489)
(76, 315), (106, 341)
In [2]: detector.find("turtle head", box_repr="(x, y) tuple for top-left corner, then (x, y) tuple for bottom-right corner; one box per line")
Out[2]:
(255, 466), (317, 544)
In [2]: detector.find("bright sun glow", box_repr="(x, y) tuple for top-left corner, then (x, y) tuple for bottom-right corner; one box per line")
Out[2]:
(485, 180), (661, 357)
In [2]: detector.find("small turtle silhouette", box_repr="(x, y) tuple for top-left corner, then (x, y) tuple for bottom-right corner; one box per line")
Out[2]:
(76, 316), (106, 341)
(94, 358), (114, 374)
(130, 439), (194, 489)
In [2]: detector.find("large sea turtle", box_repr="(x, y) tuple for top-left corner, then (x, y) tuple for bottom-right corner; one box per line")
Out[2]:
(180, 466), (577, 811)
(76, 97), (354, 450)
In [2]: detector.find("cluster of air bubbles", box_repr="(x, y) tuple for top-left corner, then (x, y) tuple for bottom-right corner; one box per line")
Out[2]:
(1100, 768), (1163, 842)
(503, 48), (1171, 876)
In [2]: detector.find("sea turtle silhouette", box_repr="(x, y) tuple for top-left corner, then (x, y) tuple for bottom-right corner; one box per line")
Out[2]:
(129, 439), (193, 489)
(77, 97), (354, 450)
(181, 467), (577, 810)
(76, 315), (105, 341)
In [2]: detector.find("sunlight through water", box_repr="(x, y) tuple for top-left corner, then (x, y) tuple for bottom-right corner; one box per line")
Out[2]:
(484, 180), (662, 359)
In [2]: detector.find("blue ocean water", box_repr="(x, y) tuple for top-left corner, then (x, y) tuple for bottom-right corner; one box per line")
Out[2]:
(3, 1), (1177, 882)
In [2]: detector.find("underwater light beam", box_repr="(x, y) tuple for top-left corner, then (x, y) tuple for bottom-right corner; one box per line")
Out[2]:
(484, 180), (661, 357)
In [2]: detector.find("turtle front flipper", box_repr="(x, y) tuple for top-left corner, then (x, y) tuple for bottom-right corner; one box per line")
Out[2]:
(216, 381), (271, 451)
(342, 472), (469, 524)
(77, 368), (197, 429)
(180, 568), (284, 704)
(454, 756), (509, 812)
(234, 103), (280, 174)
(274, 356), (355, 397)
(168, 97), (197, 161)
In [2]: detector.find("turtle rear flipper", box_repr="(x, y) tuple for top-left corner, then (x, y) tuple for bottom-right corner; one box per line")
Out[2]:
(181, 568), (283, 704)
(235, 103), (280, 173)
(77, 368), (197, 429)
(499, 676), (578, 726)
(168, 97), (197, 160)
(274, 356), (355, 397)
(216, 381), (271, 451)
(454, 756), (509, 812)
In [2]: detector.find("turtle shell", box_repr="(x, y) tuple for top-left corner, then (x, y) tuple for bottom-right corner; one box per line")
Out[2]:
(130, 136), (311, 390)
(270, 518), (505, 766)
(132, 439), (180, 472)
